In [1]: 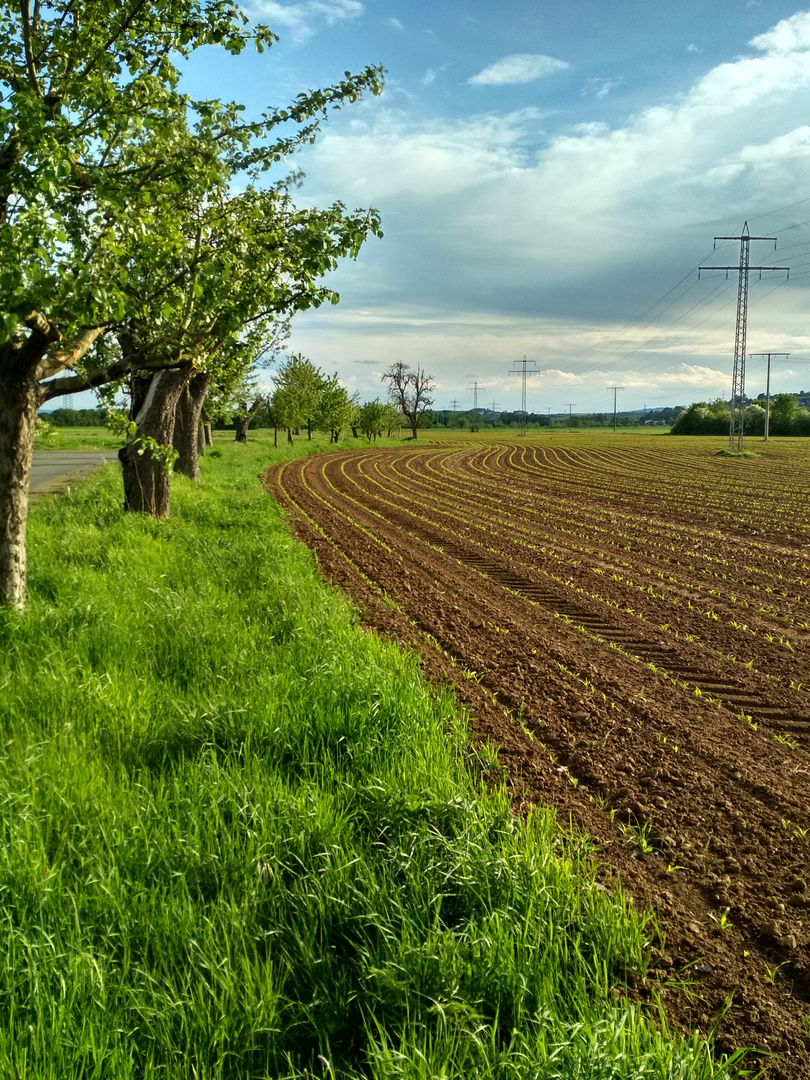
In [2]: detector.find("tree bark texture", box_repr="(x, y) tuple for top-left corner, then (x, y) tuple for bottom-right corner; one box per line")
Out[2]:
(119, 367), (190, 517)
(173, 372), (210, 481)
(0, 365), (40, 611)
(0, 312), (62, 612)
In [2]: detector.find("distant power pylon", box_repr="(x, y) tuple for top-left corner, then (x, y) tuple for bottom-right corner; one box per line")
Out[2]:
(607, 386), (624, 433)
(564, 403), (577, 431)
(750, 352), (789, 441)
(489, 399), (500, 413)
(508, 355), (538, 435)
(468, 380), (484, 412)
(449, 398), (460, 411)
(700, 222), (789, 451)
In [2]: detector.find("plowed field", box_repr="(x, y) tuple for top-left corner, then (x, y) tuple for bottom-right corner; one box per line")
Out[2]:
(263, 435), (810, 1077)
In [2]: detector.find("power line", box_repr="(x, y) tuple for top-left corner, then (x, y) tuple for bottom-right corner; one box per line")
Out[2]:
(749, 197), (810, 223)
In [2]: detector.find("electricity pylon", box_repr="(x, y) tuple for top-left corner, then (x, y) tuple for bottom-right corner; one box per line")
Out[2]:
(467, 380), (484, 412)
(564, 403), (577, 430)
(508, 356), (537, 435)
(699, 222), (789, 451)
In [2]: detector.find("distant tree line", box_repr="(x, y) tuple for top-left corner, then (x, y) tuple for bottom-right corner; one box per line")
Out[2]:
(40, 408), (107, 428)
(212, 355), (402, 443)
(671, 395), (810, 436)
(429, 406), (682, 430)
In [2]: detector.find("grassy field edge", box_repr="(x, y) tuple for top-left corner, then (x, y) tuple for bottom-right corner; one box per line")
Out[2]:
(0, 434), (746, 1077)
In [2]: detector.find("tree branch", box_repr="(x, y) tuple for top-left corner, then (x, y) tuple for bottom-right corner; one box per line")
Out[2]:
(35, 326), (104, 379)
(20, 0), (41, 93)
(40, 354), (190, 402)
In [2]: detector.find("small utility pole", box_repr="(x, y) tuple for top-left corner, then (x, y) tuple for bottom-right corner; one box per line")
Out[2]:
(607, 386), (624, 433)
(750, 352), (789, 441)
(700, 223), (789, 451)
(508, 355), (538, 435)
(564, 403), (577, 431)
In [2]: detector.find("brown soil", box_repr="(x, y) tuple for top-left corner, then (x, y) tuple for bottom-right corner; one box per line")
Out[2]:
(263, 438), (810, 1078)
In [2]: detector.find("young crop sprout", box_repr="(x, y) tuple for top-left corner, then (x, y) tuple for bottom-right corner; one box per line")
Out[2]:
(709, 908), (732, 933)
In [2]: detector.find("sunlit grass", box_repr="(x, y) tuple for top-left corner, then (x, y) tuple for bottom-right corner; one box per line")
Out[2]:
(0, 438), (745, 1076)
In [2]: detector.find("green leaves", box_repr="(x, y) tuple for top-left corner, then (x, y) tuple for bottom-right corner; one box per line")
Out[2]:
(0, 1), (384, 413)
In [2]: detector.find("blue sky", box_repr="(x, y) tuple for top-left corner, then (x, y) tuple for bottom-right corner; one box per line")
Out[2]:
(175, 1), (810, 415)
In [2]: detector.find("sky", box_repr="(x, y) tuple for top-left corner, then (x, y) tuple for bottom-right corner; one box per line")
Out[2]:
(174, 1), (810, 416)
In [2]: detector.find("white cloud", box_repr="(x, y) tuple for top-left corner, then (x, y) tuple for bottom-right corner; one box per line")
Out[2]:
(422, 68), (436, 85)
(248, 0), (363, 43)
(468, 53), (568, 86)
(750, 10), (810, 55)
(687, 43), (702, 54)
(582, 76), (624, 99)
(386, 16), (404, 31)
(736, 125), (810, 164)
(289, 12), (810, 408)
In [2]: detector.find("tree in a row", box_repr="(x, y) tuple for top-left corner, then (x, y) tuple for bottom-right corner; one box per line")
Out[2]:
(0, 0), (383, 611)
(356, 399), (400, 440)
(381, 362), (434, 438)
(269, 354), (357, 444)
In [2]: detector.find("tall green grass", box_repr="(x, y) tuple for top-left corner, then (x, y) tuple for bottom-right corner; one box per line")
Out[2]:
(0, 437), (744, 1077)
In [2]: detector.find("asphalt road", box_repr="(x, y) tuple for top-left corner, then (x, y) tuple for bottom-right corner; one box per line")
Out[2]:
(30, 451), (120, 494)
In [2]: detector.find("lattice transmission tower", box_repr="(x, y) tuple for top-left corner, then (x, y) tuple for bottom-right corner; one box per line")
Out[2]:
(467, 380), (484, 413)
(508, 356), (537, 435)
(699, 223), (788, 451)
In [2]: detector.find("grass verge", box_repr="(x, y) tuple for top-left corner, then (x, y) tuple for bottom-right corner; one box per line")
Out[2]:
(0, 435), (745, 1077)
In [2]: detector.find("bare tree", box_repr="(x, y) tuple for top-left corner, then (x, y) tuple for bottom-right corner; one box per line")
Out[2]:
(381, 362), (435, 439)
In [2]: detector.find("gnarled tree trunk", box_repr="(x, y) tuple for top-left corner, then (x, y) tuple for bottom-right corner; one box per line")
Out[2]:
(119, 367), (190, 516)
(173, 372), (210, 481)
(234, 396), (262, 443)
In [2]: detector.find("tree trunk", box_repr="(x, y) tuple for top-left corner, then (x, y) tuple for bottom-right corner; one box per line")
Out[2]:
(0, 366), (40, 612)
(274, 426), (278, 447)
(197, 420), (205, 458)
(173, 372), (210, 481)
(203, 420), (213, 446)
(0, 312), (62, 612)
(235, 396), (262, 443)
(119, 367), (190, 517)
(351, 425), (358, 438)
(287, 428), (293, 444)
